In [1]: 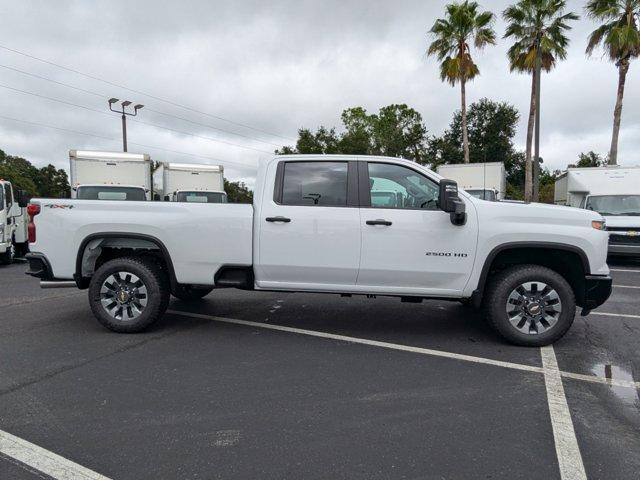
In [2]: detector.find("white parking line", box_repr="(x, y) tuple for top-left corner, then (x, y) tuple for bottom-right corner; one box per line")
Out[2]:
(541, 346), (587, 480)
(0, 429), (111, 479)
(610, 268), (640, 273)
(613, 284), (640, 289)
(167, 310), (640, 390)
(591, 311), (640, 320)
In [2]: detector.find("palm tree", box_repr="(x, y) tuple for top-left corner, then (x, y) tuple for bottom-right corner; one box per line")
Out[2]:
(428, 1), (496, 164)
(503, 0), (578, 202)
(586, 0), (640, 165)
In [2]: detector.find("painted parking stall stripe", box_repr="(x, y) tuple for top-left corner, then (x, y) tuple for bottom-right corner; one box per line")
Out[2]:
(541, 346), (587, 480)
(0, 429), (111, 480)
(167, 310), (640, 390)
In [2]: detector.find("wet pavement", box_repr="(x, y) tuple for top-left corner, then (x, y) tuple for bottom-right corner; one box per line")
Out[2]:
(0, 258), (638, 479)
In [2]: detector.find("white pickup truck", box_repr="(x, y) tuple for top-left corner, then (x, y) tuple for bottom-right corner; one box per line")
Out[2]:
(25, 155), (612, 346)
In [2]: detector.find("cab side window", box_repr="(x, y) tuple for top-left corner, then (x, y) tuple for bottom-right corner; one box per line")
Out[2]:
(281, 162), (348, 207)
(368, 163), (439, 210)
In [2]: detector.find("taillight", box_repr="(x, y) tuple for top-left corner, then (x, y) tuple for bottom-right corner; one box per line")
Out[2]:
(27, 203), (40, 243)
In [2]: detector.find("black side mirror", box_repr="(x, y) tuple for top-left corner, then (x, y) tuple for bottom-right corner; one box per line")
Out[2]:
(17, 190), (31, 208)
(439, 179), (466, 226)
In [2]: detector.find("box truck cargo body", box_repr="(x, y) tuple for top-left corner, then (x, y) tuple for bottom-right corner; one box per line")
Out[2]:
(163, 163), (227, 203)
(70, 150), (152, 201)
(437, 162), (506, 201)
(554, 166), (640, 256)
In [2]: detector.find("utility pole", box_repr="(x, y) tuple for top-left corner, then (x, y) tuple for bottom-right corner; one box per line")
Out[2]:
(108, 98), (143, 152)
(533, 35), (542, 202)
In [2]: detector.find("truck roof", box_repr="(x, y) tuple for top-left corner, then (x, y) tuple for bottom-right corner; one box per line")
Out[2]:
(69, 150), (150, 162)
(165, 163), (224, 172)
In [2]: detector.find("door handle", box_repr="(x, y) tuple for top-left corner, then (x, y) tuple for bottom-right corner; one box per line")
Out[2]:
(366, 219), (392, 226)
(266, 216), (291, 223)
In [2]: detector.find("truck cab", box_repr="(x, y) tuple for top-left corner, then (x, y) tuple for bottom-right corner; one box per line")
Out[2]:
(0, 180), (29, 264)
(75, 184), (148, 201)
(555, 166), (640, 257)
(162, 163), (227, 203)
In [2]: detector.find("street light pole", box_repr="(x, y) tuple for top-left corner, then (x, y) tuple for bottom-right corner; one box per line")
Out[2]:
(533, 35), (542, 202)
(108, 98), (144, 152)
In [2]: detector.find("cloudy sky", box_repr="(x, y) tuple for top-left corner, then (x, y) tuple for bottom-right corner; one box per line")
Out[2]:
(1, 0), (638, 187)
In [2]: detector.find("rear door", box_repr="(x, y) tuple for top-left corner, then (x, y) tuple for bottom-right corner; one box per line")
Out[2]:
(255, 160), (361, 290)
(357, 161), (477, 295)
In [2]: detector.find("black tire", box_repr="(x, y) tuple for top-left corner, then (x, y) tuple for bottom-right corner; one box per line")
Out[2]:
(0, 243), (15, 265)
(484, 264), (576, 347)
(89, 256), (170, 333)
(171, 285), (214, 301)
(14, 242), (29, 258)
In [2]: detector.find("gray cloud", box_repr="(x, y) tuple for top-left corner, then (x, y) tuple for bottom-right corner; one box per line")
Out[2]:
(0, 0), (638, 186)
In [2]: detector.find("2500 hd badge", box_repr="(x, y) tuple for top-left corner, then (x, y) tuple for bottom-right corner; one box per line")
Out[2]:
(425, 251), (468, 258)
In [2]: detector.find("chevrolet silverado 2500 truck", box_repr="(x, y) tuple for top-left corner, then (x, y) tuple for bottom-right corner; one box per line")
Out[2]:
(25, 155), (612, 346)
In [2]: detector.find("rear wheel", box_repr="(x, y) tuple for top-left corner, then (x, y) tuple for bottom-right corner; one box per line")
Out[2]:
(89, 256), (169, 333)
(171, 285), (214, 301)
(484, 265), (576, 347)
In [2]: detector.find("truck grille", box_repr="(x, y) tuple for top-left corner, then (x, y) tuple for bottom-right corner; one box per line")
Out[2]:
(607, 227), (640, 245)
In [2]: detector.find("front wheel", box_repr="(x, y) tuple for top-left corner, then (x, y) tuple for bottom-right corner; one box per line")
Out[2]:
(484, 265), (576, 347)
(0, 243), (15, 265)
(89, 256), (170, 333)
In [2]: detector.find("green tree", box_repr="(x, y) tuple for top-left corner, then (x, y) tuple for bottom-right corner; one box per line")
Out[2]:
(586, 0), (640, 165)
(427, 1), (496, 164)
(36, 164), (70, 198)
(569, 151), (607, 168)
(224, 179), (253, 203)
(503, 0), (579, 202)
(0, 150), (40, 195)
(278, 104), (429, 163)
(428, 99), (521, 164)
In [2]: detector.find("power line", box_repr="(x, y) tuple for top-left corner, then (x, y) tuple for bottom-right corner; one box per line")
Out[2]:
(0, 83), (273, 154)
(0, 43), (295, 143)
(0, 63), (284, 148)
(0, 114), (259, 171)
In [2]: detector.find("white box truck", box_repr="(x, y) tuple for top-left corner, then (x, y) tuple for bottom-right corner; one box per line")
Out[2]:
(437, 162), (506, 201)
(70, 150), (152, 201)
(163, 163), (227, 203)
(554, 166), (640, 256)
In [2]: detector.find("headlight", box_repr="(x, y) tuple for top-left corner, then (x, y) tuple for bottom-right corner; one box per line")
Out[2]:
(591, 220), (606, 231)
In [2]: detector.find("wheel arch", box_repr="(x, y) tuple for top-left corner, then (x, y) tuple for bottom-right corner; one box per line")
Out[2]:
(474, 242), (590, 308)
(75, 232), (178, 290)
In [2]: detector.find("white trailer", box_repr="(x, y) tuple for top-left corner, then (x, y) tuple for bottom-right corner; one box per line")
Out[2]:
(437, 162), (506, 201)
(70, 150), (152, 201)
(163, 163), (227, 203)
(554, 165), (640, 256)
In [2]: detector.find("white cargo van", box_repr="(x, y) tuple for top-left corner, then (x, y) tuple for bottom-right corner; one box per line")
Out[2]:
(437, 162), (506, 201)
(554, 166), (640, 256)
(70, 150), (152, 201)
(163, 163), (227, 203)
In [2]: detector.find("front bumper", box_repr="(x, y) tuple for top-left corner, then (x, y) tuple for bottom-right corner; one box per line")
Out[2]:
(608, 243), (640, 256)
(581, 275), (612, 314)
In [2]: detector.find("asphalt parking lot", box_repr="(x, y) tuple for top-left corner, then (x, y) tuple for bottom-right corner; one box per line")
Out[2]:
(1, 259), (639, 480)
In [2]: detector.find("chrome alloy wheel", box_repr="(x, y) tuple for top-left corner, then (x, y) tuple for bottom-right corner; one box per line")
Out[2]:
(100, 272), (148, 321)
(505, 281), (562, 335)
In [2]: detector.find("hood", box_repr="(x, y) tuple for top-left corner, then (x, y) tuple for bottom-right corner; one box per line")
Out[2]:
(471, 198), (602, 226)
(602, 215), (640, 228)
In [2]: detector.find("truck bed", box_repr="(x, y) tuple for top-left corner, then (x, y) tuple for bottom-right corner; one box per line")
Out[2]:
(30, 199), (253, 284)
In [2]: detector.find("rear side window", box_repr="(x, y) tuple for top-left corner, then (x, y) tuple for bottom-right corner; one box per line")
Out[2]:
(281, 162), (348, 207)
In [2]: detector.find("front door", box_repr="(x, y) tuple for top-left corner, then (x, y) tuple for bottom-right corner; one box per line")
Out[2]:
(357, 161), (477, 296)
(256, 160), (361, 290)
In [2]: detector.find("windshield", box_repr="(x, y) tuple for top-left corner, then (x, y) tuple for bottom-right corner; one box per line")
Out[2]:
(176, 191), (227, 203)
(76, 186), (147, 201)
(466, 189), (496, 201)
(585, 195), (640, 216)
